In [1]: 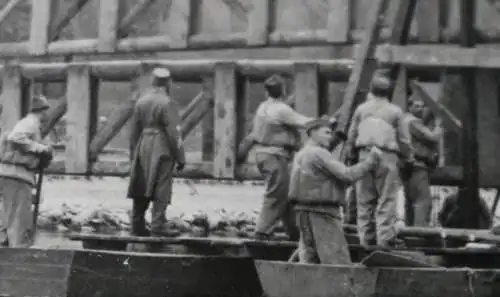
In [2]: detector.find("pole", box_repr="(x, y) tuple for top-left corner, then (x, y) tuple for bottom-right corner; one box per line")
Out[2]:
(458, 0), (480, 229)
(32, 167), (44, 234)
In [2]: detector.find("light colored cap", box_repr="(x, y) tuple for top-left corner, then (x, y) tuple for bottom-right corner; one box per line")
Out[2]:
(152, 67), (171, 79)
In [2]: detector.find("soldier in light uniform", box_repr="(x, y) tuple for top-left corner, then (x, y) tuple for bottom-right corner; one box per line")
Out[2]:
(0, 95), (54, 247)
(402, 96), (443, 226)
(345, 73), (412, 247)
(289, 118), (381, 264)
(127, 67), (186, 237)
(237, 74), (314, 241)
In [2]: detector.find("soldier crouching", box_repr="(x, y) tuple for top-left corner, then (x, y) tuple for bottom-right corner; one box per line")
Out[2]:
(288, 118), (381, 264)
(0, 95), (54, 248)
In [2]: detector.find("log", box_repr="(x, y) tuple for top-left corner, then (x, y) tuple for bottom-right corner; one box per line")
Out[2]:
(29, 0), (56, 55)
(410, 81), (462, 135)
(97, 0), (121, 52)
(117, 0), (157, 39)
(376, 44), (500, 68)
(326, 0), (351, 43)
(180, 91), (204, 122)
(64, 65), (99, 173)
(213, 62), (238, 179)
(181, 91), (214, 138)
(41, 99), (67, 137)
(0, 0), (25, 28)
(157, 0), (194, 49)
(49, 0), (91, 41)
(246, 0), (271, 46)
(6, 59), (354, 82)
(335, 0), (390, 137)
(398, 226), (500, 244)
(415, 0), (441, 42)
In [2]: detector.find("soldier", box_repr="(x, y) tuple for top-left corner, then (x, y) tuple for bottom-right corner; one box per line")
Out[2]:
(236, 74), (314, 241)
(345, 73), (412, 247)
(127, 67), (186, 237)
(0, 95), (54, 247)
(402, 96), (443, 226)
(289, 118), (381, 264)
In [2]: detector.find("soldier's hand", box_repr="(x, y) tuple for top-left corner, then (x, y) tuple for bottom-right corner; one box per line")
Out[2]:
(176, 162), (185, 172)
(369, 146), (383, 161)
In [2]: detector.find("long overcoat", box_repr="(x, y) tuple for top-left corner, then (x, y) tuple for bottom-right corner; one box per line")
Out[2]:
(127, 88), (185, 202)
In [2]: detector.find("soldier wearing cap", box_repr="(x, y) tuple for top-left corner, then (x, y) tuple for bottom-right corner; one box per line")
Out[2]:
(289, 117), (381, 264)
(345, 71), (412, 247)
(127, 67), (186, 237)
(236, 74), (315, 241)
(0, 95), (54, 247)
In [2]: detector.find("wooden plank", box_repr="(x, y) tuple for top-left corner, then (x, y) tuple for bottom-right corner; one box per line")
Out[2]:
(29, 0), (57, 55)
(65, 65), (99, 173)
(360, 250), (439, 268)
(158, 0), (194, 49)
(0, 0), (25, 27)
(213, 62), (238, 179)
(293, 62), (320, 117)
(97, 0), (121, 52)
(326, 0), (351, 43)
(246, 0), (271, 46)
(410, 81), (462, 134)
(0, 64), (28, 134)
(415, 0), (441, 42)
(335, 0), (390, 136)
(41, 99), (67, 137)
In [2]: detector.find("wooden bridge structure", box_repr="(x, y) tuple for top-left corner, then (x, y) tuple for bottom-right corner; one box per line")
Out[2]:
(0, 0), (498, 192)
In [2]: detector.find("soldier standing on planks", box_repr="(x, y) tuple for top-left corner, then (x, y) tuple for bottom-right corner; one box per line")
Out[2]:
(127, 67), (186, 237)
(345, 72), (412, 247)
(401, 96), (443, 227)
(236, 74), (315, 241)
(0, 95), (54, 248)
(289, 117), (381, 264)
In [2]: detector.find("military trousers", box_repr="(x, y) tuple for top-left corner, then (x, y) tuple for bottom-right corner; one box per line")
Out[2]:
(356, 149), (400, 247)
(255, 153), (299, 240)
(403, 166), (432, 227)
(344, 186), (357, 225)
(0, 177), (34, 247)
(295, 208), (351, 265)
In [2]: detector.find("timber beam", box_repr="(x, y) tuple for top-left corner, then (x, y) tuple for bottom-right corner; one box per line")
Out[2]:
(4, 59), (354, 82)
(376, 44), (500, 68)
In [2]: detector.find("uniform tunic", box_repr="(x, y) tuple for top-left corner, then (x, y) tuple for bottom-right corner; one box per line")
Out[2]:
(127, 88), (185, 234)
(403, 114), (441, 227)
(289, 141), (377, 264)
(248, 97), (313, 239)
(0, 114), (46, 247)
(346, 93), (412, 246)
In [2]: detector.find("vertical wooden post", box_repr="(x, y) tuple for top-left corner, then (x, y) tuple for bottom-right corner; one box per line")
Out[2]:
(246, 0), (271, 46)
(98, 0), (121, 52)
(392, 66), (408, 111)
(415, 0), (441, 42)
(202, 77), (215, 161)
(0, 64), (29, 134)
(29, 0), (57, 55)
(459, 0), (479, 228)
(213, 62), (238, 179)
(293, 62), (320, 117)
(65, 65), (99, 173)
(326, 0), (351, 43)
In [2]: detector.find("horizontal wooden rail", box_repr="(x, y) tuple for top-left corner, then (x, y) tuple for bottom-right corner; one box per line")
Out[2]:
(6, 59), (354, 82)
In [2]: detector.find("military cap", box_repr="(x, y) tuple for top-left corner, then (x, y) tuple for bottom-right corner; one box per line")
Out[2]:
(264, 74), (285, 88)
(152, 67), (171, 79)
(30, 95), (50, 113)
